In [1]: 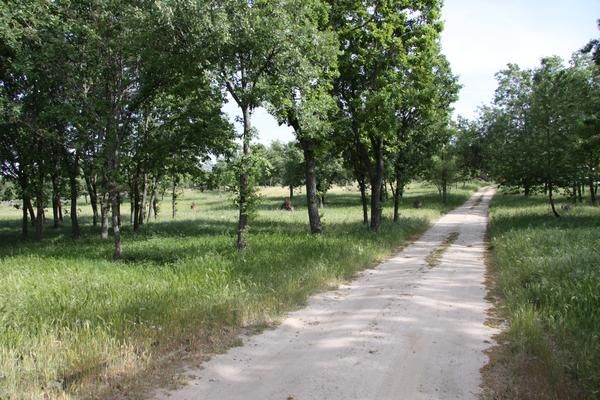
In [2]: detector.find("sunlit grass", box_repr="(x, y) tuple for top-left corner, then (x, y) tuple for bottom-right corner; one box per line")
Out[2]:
(488, 192), (600, 397)
(0, 181), (479, 399)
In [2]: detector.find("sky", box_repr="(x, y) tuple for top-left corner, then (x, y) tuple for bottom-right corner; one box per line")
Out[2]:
(223, 0), (599, 145)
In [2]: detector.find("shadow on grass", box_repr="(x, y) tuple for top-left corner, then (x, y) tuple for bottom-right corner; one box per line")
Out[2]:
(490, 194), (600, 234)
(0, 211), (433, 267)
(0, 184), (482, 266)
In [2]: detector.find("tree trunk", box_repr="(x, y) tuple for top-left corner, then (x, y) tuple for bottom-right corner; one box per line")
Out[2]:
(35, 196), (43, 240)
(133, 175), (140, 230)
(153, 195), (158, 220)
(58, 201), (63, 223)
(369, 138), (384, 231)
(393, 173), (401, 223)
(442, 180), (448, 205)
(52, 175), (60, 229)
(129, 179), (135, 225)
(92, 191), (98, 224)
(590, 177), (597, 206)
(27, 198), (35, 226)
(146, 177), (157, 224)
(69, 157), (80, 240)
(548, 181), (560, 218)
(578, 183), (583, 203)
(300, 138), (321, 234)
(85, 175), (99, 226)
(111, 189), (122, 258)
(172, 175), (178, 219)
(237, 106), (252, 250)
(139, 173), (148, 225)
(117, 192), (121, 228)
(358, 177), (369, 225)
(22, 196), (28, 238)
(289, 185), (293, 201)
(101, 192), (110, 240)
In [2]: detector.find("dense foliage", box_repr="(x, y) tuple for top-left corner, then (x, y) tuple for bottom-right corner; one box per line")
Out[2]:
(464, 52), (600, 214)
(0, 0), (462, 255)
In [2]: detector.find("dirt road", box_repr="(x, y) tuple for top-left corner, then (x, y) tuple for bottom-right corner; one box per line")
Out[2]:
(155, 187), (497, 400)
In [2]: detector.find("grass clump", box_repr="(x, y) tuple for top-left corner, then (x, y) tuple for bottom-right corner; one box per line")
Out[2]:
(488, 193), (600, 398)
(0, 182), (479, 399)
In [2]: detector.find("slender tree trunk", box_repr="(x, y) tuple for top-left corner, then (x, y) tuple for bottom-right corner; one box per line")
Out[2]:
(35, 195), (43, 240)
(440, 165), (448, 205)
(237, 106), (252, 250)
(139, 173), (148, 225)
(146, 177), (157, 224)
(111, 189), (121, 258)
(101, 192), (110, 240)
(22, 196), (28, 238)
(393, 173), (401, 223)
(590, 177), (597, 206)
(69, 157), (80, 240)
(289, 185), (293, 202)
(548, 181), (560, 218)
(358, 177), (369, 225)
(27, 198), (35, 226)
(129, 178), (135, 225)
(133, 175), (140, 230)
(578, 183), (583, 203)
(116, 192), (121, 228)
(524, 184), (530, 197)
(172, 175), (178, 219)
(85, 175), (99, 226)
(52, 175), (60, 229)
(58, 201), (63, 223)
(300, 138), (321, 234)
(369, 138), (385, 231)
(153, 195), (158, 220)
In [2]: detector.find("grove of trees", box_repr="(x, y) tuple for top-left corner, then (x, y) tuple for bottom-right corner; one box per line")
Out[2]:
(464, 49), (600, 216)
(3, 1), (595, 257)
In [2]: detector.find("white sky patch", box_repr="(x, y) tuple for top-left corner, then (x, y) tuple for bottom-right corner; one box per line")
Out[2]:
(441, 0), (599, 118)
(221, 96), (294, 146)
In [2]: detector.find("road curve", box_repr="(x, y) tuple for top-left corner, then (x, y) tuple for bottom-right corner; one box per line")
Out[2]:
(154, 187), (498, 400)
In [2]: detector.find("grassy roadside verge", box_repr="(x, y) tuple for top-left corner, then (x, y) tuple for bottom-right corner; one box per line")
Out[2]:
(483, 192), (600, 399)
(0, 182), (479, 399)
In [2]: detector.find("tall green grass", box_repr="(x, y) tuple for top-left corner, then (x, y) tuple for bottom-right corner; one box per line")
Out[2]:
(0, 182), (478, 399)
(489, 193), (600, 397)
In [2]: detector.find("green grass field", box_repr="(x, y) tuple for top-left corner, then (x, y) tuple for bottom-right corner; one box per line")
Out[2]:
(488, 193), (600, 398)
(0, 182), (479, 399)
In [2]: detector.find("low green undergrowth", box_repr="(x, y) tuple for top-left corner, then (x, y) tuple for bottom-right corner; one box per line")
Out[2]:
(489, 193), (600, 398)
(0, 182), (478, 399)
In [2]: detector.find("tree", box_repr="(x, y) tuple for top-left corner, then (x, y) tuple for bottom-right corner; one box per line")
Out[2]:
(330, 0), (448, 231)
(478, 52), (599, 214)
(390, 52), (459, 221)
(280, 143), (305, 201)
(213, 0), (336, 247)
(265, 0), (338, 234)
(425, 126), (458, 205)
